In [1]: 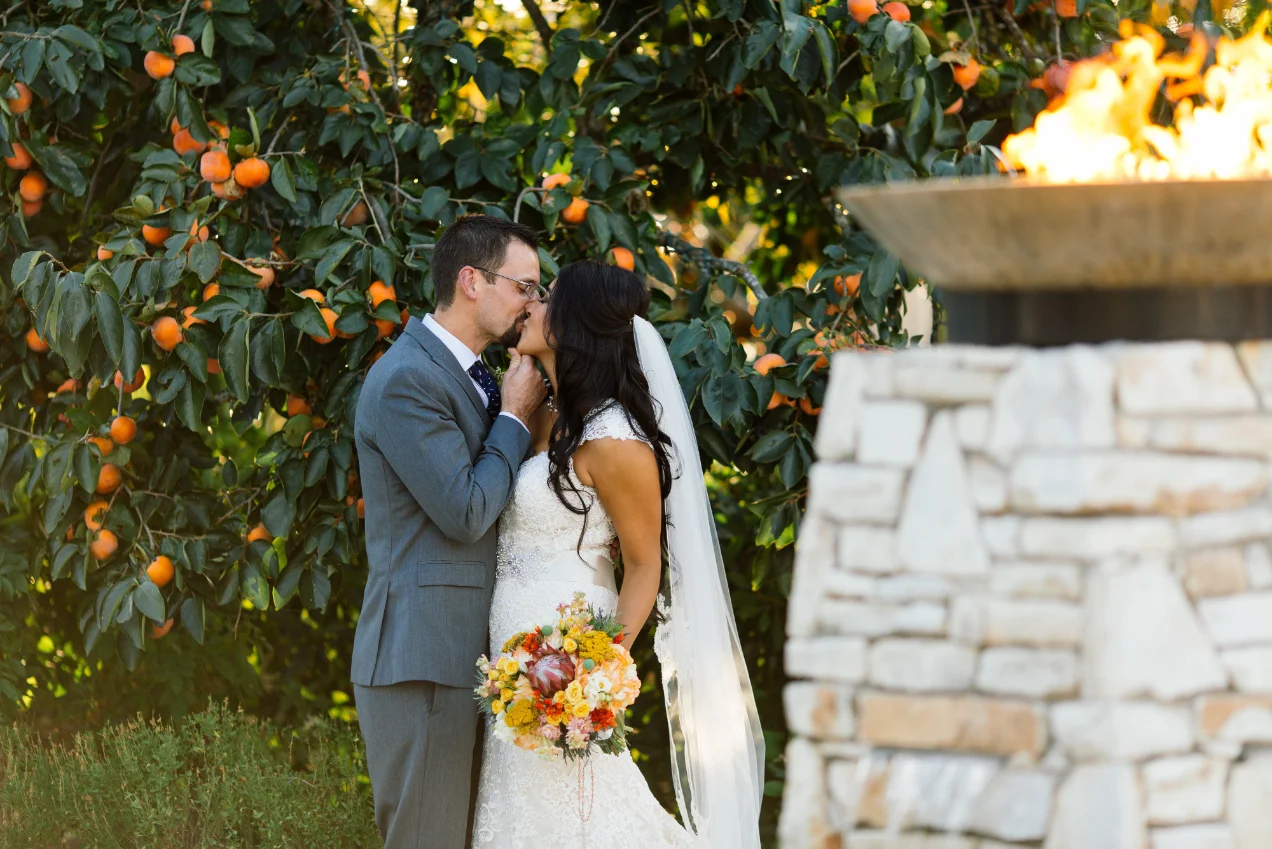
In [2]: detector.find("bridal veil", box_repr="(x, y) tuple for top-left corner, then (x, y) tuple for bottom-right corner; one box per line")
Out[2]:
(632, 315), (765, 848)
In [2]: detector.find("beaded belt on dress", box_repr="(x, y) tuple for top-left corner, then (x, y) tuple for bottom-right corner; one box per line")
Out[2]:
(498, 545), (616, 594)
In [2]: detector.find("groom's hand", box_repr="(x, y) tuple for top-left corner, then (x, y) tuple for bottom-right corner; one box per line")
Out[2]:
(502, 349), (547, 423)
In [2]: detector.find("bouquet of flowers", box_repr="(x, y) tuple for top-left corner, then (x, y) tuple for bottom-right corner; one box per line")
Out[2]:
(474, 592), (641, 761)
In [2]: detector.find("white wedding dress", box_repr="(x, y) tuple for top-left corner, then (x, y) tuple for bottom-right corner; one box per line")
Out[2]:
(471, 402), (696, 849)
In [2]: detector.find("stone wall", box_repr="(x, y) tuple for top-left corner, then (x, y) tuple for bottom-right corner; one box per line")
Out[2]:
(780, 341), (1272, 849)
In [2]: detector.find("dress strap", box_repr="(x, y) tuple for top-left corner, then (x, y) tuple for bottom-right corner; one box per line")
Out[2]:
(581, 402), (650, 446)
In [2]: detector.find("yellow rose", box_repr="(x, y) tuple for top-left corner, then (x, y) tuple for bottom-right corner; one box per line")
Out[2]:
(565, 681), (584, 702)
(553, 691), (566, 704)
(500, 688), (513, 702)
(499, 657), (519, 675)
(571, 701), (591, 718)
(491, 700), (505, 714)
(563, 638), (578, 653)
(487, 667), (499, 680)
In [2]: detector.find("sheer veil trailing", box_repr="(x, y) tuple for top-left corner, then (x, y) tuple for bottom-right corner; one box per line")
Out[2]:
(632, 315), (764, 848)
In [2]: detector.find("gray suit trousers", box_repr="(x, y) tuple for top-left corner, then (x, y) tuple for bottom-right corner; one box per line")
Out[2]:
(355, 682), (481, 849)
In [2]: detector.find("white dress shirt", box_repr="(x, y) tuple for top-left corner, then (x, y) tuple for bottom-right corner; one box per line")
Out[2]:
(422, 314), (528, 433)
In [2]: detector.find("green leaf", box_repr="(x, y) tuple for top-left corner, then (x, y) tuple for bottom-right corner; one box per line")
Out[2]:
(885, 19), (912, 53)
(117, 632), (140, 671)
(57, 273), (92, 345)
(587, 205), (612, 254)
(98, 581), (130, 631)
(780, 13), (813, 77)
(262, 491), (295, 538)
(702, 374), (743, 425)
(240, 561), (270, 610)
(51, 544), (78, 581)
(270, 157), (297, 202)
(315, 238), (355, 284)
(25, 139), (87, 197)
(865, 250), (901, 298)
(175, 54), (222, 86)
(779, 440), (810, 489)
(301, 567), (331, 612)
(752, 86), (780, 125)
(743, 20), (780, 68)
(810, 20), (836, 83)
(218, 316), (250, 403)
(251, 318), (286, 386)
(181, 596), (205, 644)
(54, 25), (100, 54)
(45, 40), (80, 94)
(74, 443), (100, 496)
(967, 119), (996, 145)
(281, 414), (311, 448)
(751, 431), (794, 463)
(134, 581), (166, 623)
(248, 106), (260, 151)
(175, 379), (206, 431)
(454, 152), (481, 188)
(273, 565), (303, 609)
(449, 42), (478, 73)
(418, 185), (448, 219)
(18, 39), (44, 84)
(475, 61), (502, 99)
(121, 324), (142, 383)
(12, 251), (44, 287)
(304, 446), (329, 487)
(201, 18), (216, 57)
(291, 297), (330, 338)
(669, 321), (709, 358)
(188, 240), (222, 283)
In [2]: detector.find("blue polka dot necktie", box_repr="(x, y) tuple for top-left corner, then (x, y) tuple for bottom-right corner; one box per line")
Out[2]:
(467, 361), (501, 420)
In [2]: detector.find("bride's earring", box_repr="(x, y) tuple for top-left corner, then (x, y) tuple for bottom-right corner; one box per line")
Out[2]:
(544, 377), (556, 413)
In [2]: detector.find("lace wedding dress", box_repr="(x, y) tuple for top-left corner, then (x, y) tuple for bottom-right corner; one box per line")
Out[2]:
(471, 402), (696, 849)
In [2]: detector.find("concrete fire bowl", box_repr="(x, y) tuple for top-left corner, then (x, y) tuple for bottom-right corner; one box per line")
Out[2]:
(836, 177), (1272, 292)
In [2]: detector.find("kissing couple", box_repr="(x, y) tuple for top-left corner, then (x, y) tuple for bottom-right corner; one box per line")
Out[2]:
(351, 214), (763, 848)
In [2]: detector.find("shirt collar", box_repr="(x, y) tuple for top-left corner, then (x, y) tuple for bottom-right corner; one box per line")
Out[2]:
(422, 313), (479, 372)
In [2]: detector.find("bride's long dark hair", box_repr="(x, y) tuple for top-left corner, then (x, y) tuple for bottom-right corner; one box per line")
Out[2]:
(544, 261), (675, 553)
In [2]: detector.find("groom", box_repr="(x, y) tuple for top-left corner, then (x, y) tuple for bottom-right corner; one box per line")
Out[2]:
(351, 215), (547, 848)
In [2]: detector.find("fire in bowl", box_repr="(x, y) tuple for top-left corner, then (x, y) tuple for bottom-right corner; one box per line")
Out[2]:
(836, 17), (1272, 345)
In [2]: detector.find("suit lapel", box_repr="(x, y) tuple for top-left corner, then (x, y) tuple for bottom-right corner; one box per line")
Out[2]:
(403, 318), (491, 426)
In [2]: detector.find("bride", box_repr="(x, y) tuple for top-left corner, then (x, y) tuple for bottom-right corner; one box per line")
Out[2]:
(471, 261), (764, 848)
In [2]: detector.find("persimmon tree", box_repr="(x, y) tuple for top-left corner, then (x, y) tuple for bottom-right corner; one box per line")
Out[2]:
(0, 0), (1187, 836)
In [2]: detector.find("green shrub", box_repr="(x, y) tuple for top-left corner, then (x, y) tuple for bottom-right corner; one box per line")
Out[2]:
(0, 702), (376, 848)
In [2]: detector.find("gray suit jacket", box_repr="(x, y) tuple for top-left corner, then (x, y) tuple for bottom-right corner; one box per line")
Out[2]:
(351, 318), (532, 689)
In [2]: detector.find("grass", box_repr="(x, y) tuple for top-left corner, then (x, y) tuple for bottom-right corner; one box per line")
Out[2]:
(0, 701), (378, 848)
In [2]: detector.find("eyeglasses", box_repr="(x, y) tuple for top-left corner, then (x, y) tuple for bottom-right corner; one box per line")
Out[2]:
(473, 266), (549, 300)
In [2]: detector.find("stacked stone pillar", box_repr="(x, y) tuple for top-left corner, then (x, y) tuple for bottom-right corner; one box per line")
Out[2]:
(781, 341), (1272, 849)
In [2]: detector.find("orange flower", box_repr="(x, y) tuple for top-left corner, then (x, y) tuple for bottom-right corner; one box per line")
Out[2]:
(590, 708), (616, 729)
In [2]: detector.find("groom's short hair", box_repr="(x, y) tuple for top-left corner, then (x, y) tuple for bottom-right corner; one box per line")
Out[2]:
(431, 215), (540, 308)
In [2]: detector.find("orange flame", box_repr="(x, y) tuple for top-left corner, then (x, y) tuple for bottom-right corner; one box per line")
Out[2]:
(1003, 15), (1272, 181)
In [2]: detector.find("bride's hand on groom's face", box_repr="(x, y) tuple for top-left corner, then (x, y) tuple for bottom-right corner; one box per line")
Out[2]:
(502, 349), (547, 422)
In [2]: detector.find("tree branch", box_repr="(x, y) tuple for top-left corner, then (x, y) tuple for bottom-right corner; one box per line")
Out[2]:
(657, 231), (768, 301)
(330, 0), (401, 188)
(996, 5), (1041, 62)
(521, 0), (554, 47)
